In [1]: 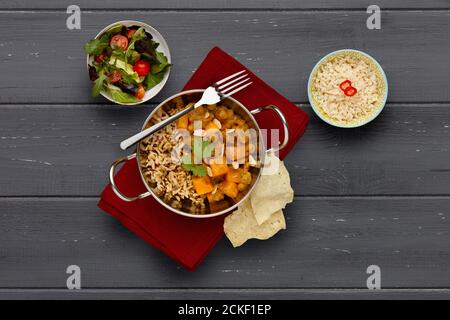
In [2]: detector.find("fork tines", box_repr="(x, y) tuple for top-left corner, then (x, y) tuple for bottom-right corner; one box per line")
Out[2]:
(215, 70), (252, 98)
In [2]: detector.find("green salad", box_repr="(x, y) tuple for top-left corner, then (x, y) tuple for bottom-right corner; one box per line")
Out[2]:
(84, 23), (170, 103)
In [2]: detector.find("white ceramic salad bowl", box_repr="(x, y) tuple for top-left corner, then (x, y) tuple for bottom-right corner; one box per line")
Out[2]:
(86, 20), (171, 105)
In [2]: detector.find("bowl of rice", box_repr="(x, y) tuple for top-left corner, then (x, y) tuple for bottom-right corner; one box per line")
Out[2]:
(308, 49), (388, 128)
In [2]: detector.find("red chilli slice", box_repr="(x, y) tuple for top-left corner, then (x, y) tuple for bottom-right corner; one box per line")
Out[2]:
(344, 86), (357, 97)
(339, 80), (352, 91)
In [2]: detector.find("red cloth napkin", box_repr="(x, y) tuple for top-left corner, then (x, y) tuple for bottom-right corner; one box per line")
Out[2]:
(98, 47), (309, 271)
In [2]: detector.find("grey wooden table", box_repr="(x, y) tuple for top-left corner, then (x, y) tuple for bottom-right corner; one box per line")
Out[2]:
(1, 1), (450, 300)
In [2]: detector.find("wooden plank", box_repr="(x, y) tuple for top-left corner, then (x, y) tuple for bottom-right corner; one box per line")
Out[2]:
(3, 1), (450, 10)
(0, 11), (450, 103)
(1, 104), (449, 196)
(1, 289), (450, 300)
(0, 197), (449, 288)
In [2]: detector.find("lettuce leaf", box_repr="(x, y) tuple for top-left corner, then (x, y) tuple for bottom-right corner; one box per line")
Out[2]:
(144, 70), (165, 89)
(126, 27), (146, 64)
(106, 84), (140, 103)
(91, 70), (107, 97)
(144, 57), (170, 90)
(151, 51), (170, 74)
(105, 24), (123, 37)
(84, 24), (123, 56)
(84, 34), (109, 56)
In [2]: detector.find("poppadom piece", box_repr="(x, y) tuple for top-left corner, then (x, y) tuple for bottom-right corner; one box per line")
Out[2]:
(224, 199), (286, 248)
(250, 153), (294, 225)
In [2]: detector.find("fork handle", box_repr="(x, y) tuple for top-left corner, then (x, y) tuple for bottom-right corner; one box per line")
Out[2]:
(120, 104), (195, 150)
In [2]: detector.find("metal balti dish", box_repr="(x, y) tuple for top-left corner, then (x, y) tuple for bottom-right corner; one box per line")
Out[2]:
(109, 89), (289, 218)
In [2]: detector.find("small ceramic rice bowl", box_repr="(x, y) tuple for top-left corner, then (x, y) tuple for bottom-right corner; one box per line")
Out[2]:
(307, 49), (388, 128)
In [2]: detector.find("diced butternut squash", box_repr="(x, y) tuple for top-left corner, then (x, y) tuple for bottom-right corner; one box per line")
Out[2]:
(210, 163), (229, 177)
(226, 168), (241, 183)
(176, 115), (189, 129)
(220, 180), (238, 198)
(192, 176), (214, 195)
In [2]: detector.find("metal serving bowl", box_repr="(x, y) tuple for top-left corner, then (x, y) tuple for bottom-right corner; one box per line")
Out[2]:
(109, 89), (289, 218)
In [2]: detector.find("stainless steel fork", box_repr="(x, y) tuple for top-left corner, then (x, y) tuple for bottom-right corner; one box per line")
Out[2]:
(120, 70), (252, 150)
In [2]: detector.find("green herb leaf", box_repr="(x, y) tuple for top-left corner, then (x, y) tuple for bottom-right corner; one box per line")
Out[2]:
(106, 84), (140, 103)
(143, 50), (171, 89)
(111, 49), (126, 61)
(141, 52), (158, 64)
(109, 90), (140, 104)
(181, 163), (207, 177)
(127, 50), (141, 64)
(91, 70), (107, 97)
(134, 38), (158, 63)
(126, 27), (146, 63)
(105, 24), (123, 37)
(180, 155), (207, 176)
(190, 165), (207, 176)
(152, 51), (170, 74)
(144, 70), (165, 89)
(84, 34), (109, 56)
(118, 69), (138, 85)
(131, 27), (146, 42)
(108, 62), (138, 85)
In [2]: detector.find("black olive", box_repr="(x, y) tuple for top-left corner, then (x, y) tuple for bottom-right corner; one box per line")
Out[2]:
(88, 66), (98, 81)
(145, 31), (153, 39)
(116, 81), (138, 94)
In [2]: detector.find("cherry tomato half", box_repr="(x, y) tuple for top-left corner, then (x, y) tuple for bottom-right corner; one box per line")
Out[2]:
(95, 51), (108, 63)
(110, 34), (129, 50)
(108, 70), (122, 83)
(133, 60), (151, 77)
(135, 84), (146, 99)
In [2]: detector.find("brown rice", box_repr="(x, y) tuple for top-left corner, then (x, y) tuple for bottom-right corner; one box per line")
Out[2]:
(139, 107), (206, 214)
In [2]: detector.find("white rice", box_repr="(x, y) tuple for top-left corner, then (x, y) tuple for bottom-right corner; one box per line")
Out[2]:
(310, 51), (386, 125)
